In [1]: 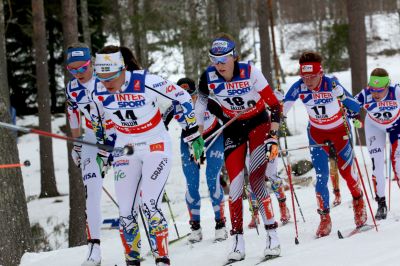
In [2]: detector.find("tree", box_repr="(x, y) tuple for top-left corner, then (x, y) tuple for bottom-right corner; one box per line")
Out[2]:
(346, 0), (367, 144)
(80, 0), (92, 48)
(0, 0), (32, 264)
(257, 0), (273, 84)
(215, 0), (240, 52)
(32, 0), (59, 198)
(61, 0), (87, 247)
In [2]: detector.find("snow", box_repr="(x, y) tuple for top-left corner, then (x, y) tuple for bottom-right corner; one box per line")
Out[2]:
(18, 12), (400, 266)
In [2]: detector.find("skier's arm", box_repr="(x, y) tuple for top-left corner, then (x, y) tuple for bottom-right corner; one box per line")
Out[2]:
(162, 104), (175, 129)
(251, 66), (281, 131)
(65, 83), (81, 138)
(207, 97), (227, 123)
(146, 74), (200, 141)
(195, 71), (210, 133)
(283, 81), (301, 116)
(337, 84), (361, 113)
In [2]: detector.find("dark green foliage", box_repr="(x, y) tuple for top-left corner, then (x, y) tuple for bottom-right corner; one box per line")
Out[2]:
(321, 23), (350, 72)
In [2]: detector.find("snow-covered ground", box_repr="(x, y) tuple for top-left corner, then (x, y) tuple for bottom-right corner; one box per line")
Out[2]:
(18, 12), (400, 266)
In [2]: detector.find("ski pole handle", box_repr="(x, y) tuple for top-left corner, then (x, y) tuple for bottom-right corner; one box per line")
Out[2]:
(0, 160), (31, 169)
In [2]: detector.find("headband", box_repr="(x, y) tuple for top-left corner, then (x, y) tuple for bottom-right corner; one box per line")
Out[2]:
(300, 62), (322, 75)
(94, 51), (125, 73)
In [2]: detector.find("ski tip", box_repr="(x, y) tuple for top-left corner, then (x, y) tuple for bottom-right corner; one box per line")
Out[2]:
(295, 237), (299, 245)
(337, 230), (343, 239)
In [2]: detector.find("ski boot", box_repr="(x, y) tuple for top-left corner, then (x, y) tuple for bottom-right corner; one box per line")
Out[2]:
(227, 233), (245, 261)
(188, 220), (202, 243)
(353, 193), (367, 227)
(278, 198), (291, 225)
(82, 239), (101, 266)
(316, 209), (332, 238)
(264, 222), (281, 258)
(333, 189), (341, 207)
(125, 260), (140, 266)
(375, 196), (387, 220)
(155, 257), (170, 266)
(215, 218), (228, 241)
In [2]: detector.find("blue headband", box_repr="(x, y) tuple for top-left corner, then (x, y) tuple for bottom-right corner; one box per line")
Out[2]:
(66, 47), (91, 64)
(209, 38), (236, 56)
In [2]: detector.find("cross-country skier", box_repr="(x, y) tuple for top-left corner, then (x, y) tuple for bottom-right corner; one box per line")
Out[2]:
(163, 77), (227, 243)
(283, 51), (368, 238)
(195, 33), (282, 262)
(92, 46), (203, 266)
(354, 67), (400, 220)
(65, 43), (115, 266)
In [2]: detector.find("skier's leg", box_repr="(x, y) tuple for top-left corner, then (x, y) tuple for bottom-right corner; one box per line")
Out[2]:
(80, 134), (104, 265)
(248, 121), (280, 256)
(113, 154), (143, 263)
(267, 158), (290, 224)
(223, 127), (247, 261)
(205, 134), (227, 240)
(308, 126), (332, 237)
(180, 138), (202, 241)
(141, 135), (172, 264)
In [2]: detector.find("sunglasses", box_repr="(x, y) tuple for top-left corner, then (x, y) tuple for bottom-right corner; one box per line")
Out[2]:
(95, 70), (123, 82)
(67, 60), (91, 75)
(208, 50), (234, 65)
(368, 86), (386, 93)
(300, 73), (321, 80)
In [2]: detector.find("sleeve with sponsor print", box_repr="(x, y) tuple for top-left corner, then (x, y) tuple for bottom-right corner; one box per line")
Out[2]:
(146, 74), (199, 137)
(195, 71), (210, 127)
(65, 82), (81, 129)
(251, 65), (281, 123)
(282, 80), (302, 116)
(162, 104), (175, 129)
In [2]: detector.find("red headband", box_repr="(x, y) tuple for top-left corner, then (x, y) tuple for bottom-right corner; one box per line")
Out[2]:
(300, 62), (322, 75)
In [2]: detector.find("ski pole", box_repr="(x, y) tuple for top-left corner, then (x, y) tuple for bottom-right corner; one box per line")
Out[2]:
(279, 117), (300, 244)
(204, 101), (256, 153)
(388, 145), (391, 211)
(279, 143), (329, 153)
(102, 185), (154, 254)
(0, 121), (133, 155)
(0, 160), (30, 169)
(354, 128), (374, 199)
(163, 191), (180, 239)
(338, 104), (378, 232)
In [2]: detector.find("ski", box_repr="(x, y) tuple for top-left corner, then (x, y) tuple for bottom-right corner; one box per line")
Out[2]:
(255, 255), (280, 265)
(169, 232), (190, 245)
(222, 258), (244, 266)
(337, 224), (375, 239)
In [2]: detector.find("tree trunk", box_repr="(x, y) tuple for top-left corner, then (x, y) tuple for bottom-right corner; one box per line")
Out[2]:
(215, 0), (241, 52)
(113, 0), (125, 46)
(32, 0), (59, 198)
(346, 0), (367, 145)
(257, 0), (273, 85)
(0, 0), (32, 264)
(61, 0), (87, 247)
(130, 0), (149, 67)
(80, 0), (91, 48)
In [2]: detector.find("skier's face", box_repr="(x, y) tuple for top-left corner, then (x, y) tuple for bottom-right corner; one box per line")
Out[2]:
(213, 55), (235, 81)
(301, 73), (322, 91)
(96, 70), (125, 93)
(67, 60), (93, 83)
(370, 87), (388, 102)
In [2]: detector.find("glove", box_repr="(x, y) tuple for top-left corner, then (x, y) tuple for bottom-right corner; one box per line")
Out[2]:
(331, 85), (345, 100)
(190, 136), (205, 162)
(265, 131), (279, 161)
(353, 119), (363, 128)
(71, 142), (82, 167)
(97, 149), (113, 176)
